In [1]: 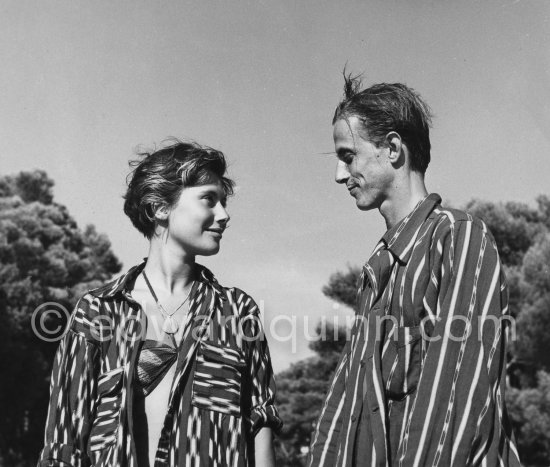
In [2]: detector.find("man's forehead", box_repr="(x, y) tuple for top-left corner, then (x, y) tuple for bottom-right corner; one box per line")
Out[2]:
(333, 116), (364, 144)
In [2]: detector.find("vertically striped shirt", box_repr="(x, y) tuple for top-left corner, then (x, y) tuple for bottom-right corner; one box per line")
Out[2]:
(308, 194), (521, 467)
(38, 262), (282, 467)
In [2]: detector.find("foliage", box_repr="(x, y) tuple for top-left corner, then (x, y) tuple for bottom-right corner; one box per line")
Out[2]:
(321, 265), (361, 312)
(274, 323), (347, 466)
(465, 198), (548, 267)
(506, 372), (550, 467)
(0, 170), (121, 466)
(274, 197), (550, 466)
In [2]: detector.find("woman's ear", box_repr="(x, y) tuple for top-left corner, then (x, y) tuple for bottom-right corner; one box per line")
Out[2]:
(153, 203), (170, 221)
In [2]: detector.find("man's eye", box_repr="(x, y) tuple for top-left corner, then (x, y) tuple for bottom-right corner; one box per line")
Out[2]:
(341, 154), (353, 164)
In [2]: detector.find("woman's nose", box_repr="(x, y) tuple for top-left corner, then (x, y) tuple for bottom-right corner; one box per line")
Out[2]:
(216, 204), (230, 225)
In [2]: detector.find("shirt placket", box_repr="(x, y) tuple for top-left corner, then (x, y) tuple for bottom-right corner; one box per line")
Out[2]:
(154, 284), (219, 465)
(343, 260), (379, 466)
(357, 250), (398, 467)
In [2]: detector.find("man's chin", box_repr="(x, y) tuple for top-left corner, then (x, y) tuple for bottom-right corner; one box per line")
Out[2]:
(355, 199), (377, 211)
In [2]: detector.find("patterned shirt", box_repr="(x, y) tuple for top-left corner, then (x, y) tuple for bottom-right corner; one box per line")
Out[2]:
(308, 194), (521, 467)
(38, 261), (282, 467)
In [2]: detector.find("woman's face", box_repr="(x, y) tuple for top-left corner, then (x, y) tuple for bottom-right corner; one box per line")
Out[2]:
(164, 173), (230, 257)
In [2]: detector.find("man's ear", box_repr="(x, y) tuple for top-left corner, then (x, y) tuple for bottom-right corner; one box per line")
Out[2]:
(385, 131), (404, 165)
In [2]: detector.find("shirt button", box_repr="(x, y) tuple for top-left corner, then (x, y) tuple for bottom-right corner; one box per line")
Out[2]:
(351, 415), (357, 422)
(360, 359), (366, 367)
(372, 406), (379, 413)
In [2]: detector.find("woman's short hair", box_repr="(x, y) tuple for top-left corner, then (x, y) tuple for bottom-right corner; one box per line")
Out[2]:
(123, 139), (234, 238)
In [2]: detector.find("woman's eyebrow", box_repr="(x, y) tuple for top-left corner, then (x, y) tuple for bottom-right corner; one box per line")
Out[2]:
(198, 186), (225, 197)
(197, 183), (219, 191)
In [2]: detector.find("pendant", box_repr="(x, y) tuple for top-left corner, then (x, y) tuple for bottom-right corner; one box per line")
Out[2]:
(163, 315), (179, 334)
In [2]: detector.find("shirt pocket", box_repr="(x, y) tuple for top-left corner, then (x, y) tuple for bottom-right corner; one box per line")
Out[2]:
(88, 366), (124, 452)
(191, 342), (246, 417)
(383, 326), (422, 401)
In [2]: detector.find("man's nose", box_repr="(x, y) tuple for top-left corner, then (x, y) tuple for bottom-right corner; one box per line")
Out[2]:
(335, 160), (350, 184)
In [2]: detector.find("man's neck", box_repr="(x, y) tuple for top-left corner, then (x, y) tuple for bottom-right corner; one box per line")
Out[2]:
(380, 172), (428, 230)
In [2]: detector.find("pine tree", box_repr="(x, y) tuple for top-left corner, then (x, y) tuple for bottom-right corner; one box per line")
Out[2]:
(0, 170), (121, 466)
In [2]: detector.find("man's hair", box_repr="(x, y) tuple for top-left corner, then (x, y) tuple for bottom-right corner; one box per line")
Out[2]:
(333, 73), (433, 174)
(123, 139), (234, 239)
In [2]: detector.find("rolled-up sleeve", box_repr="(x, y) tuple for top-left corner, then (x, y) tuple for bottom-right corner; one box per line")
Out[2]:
(238, 291), (283, 436)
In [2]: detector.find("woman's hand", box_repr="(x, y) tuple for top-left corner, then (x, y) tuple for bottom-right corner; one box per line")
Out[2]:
(254, 427), (275, 467)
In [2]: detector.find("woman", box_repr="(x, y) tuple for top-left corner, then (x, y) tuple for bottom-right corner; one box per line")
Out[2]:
(38, 140), (282, 466)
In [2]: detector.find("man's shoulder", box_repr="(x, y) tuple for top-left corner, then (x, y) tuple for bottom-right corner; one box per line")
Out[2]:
(427, 204), (497, 247)
(431, 205), (489, 231)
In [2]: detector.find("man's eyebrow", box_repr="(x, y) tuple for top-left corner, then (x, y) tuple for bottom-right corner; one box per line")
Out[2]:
(336, 147), (354, 157)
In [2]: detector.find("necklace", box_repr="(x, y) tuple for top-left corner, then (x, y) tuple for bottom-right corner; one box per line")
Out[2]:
(142, 271), (192, 335)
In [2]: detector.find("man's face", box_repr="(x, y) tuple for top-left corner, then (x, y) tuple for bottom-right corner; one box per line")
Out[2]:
(333, 116), (394, 211)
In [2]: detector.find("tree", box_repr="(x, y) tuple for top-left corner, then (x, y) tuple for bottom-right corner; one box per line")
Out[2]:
(0, 170), (121, 466)
(274, 323), (348, 466)
(321, 265), (361, 312)
(506, 372), (550, 467)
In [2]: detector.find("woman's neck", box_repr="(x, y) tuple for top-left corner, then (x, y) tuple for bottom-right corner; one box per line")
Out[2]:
(144, 238), (196, 293)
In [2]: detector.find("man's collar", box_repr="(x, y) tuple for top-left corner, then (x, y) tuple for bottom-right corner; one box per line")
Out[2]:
(89, 259), (225, 299)
(381, 193), (442, 264)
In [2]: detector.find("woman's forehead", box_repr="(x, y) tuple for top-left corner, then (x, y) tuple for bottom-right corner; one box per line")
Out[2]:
(181, 170), (222, 189)
(185, 177), (225, 195)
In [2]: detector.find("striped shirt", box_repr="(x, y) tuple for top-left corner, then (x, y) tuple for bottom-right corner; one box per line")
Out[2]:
(38, 261), (282, 467)
(308, 194), (521, 467)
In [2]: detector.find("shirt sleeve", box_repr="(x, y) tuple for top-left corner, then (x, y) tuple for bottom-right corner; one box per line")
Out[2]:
(37, 296), (99, 467)
(307, 338), (352, 467)
(236, 290), (283, 437)
(396, 219), (521, 466)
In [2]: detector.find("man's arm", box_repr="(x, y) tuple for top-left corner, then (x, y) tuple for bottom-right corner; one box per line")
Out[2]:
(397, 219), (521, 466)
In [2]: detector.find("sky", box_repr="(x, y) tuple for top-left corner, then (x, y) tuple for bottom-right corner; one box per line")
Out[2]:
(2, 0), (549, 372)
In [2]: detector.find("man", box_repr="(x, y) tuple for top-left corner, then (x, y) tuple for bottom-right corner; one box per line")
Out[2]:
(308, 76), (521, 466)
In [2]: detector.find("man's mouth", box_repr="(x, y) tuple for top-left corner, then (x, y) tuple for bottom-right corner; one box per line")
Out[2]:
(347, 184), (359, 195)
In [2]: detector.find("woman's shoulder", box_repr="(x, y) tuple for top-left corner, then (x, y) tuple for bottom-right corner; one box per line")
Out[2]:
(224, 286), (260, 315)
(198, 265), (260, 315)
(66, 262), (145, 336)
(87, 262), (145, 300)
